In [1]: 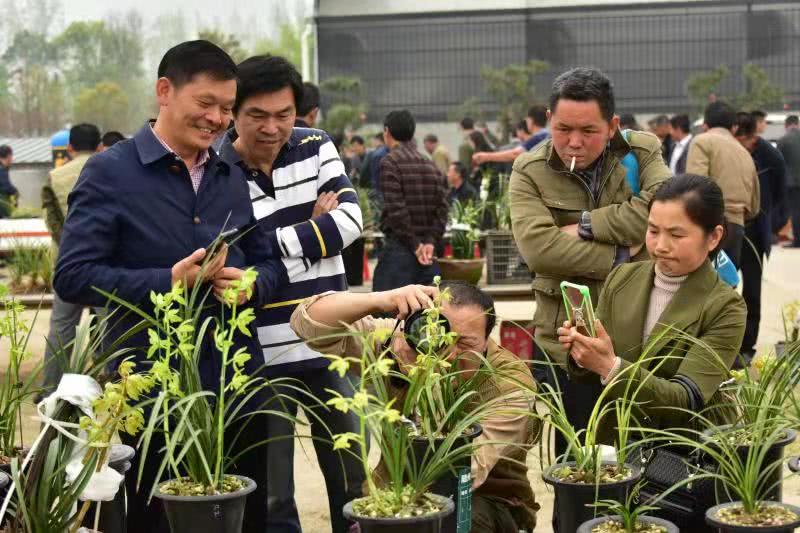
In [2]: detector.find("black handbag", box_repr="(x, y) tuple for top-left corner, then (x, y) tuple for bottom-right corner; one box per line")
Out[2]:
(630, 444), (718, 531)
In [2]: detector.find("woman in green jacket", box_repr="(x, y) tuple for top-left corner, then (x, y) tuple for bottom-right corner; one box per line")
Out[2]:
(557, 174), (746, 433)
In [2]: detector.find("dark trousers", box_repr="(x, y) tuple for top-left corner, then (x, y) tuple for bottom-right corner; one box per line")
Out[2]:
(741, 224), (766, 354)
(722, 222), (745, 269)
(263, 367), (365, 533)
(373, 238), (441, 292)
(790, 187), (800, 246)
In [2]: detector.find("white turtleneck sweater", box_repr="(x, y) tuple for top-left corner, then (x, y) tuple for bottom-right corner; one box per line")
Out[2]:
(643, 266), (688, 341)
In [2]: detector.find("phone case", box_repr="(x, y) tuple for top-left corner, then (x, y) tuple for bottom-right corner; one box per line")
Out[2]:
(560, 281), (596, 337)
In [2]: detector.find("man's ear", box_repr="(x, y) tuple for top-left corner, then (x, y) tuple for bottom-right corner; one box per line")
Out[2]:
(155, 77), (172, 107)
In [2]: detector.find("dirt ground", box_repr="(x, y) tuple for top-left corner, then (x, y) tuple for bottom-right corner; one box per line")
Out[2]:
(4, 246), (800, 531)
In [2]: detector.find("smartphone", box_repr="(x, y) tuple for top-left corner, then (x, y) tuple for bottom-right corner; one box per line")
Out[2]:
(206, 227), (239, 262)
(560, 281), (596, 337)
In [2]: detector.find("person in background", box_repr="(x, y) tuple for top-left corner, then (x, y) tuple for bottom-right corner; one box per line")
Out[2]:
(476, 120), (500, 148)
(752, 109), (768, 136)
(668, 114), (693, 175)
(686, 101), (760, 268)
(295, 81), (320, 128)
(447, 161), (478, 206)
(619, 113), (642, 131)
(458, 116), (478, 169)
(374, 109), (448, 290)
(0, 145), (18, 218)
(778, 115), (800, 249)
(423, 133), (451, 176)
(734, 112), (787, 365)
(514, 119), (531, 145)
(648, 114), (674, 164)
(472, 105), (550, 165)
(100, 131), (125, 151)
(347, 135), (367, 184)
(41, 123), (102, 393)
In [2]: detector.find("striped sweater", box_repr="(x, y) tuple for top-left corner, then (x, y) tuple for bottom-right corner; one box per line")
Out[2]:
(219, 128), (363, 372)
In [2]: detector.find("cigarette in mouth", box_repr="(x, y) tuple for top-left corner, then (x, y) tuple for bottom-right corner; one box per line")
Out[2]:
(570, 157), (576, 172)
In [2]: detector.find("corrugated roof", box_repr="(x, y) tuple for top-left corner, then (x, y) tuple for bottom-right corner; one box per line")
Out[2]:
(0, 138), (52, 165)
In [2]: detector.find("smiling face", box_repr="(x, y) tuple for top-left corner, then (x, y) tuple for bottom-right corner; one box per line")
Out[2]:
(234, 86), (296, 163)
(549, 99), (618, 171)
(646, 199), (724, 276)
(155, 73), (235, 156)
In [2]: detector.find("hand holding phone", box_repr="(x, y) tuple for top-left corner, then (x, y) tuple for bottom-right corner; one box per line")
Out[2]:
(560, 281), (596, 338)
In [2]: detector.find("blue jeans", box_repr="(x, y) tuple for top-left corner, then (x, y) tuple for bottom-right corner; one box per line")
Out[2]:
(373, 238), (441, 292)
(263, 367), (365, 533)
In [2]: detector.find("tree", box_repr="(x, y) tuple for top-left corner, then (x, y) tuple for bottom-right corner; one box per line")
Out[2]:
(687, 64), (784, 115)
(73, 82), (129, 132)
(197, 29), (247, 64)
(447, 97), (485, 122)
(687, 65), (730, 114)
(319, 76), (366, 136)
(480, 60), (550, 142)
(253, 23), (306, 70)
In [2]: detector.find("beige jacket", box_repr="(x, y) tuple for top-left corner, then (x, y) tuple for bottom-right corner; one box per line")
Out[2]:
(290, 293), (540, 529)
(430, 144), (451, 176)
(685, 127), (760, 226)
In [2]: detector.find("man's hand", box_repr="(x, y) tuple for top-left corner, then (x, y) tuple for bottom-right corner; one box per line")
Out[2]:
(557, 319), (617, 379)
(212, 267), (253, 305)
(415, 243), (435, 266)
(472, 152), (490, 166)
(559, 224), (580, 238)
(312, 191), (339, 217)
(375, 284), (439, 320)
(171, 245), (227, 288)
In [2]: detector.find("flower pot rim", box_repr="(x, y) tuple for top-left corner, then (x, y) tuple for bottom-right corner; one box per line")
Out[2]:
(437, 257), (485, 264)
(705, 501), (800, 532)
(788, 456), (800, 473)
(154, 474), (257, 502)
(342, 493), (455, 524)
(701, 425), (797, 449)
(542, 461), (642, 488)
(577, 514), (679, 533)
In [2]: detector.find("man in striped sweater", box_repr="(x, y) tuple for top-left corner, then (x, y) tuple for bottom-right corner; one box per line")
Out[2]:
(218, 55), (364, 533)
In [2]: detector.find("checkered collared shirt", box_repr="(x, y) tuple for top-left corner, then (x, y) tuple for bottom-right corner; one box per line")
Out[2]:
(150, 125), (210, 193)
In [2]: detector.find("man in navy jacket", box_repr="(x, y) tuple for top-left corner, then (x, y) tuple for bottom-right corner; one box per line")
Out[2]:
(54, 40), (289, 533)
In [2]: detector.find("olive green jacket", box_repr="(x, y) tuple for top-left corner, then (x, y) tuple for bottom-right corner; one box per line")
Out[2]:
(568, 260), (746, 440)
(509, 130), (671, 365)
(42, 153), (93, 258)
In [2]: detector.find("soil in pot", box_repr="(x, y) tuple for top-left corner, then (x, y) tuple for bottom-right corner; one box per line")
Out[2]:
(409, 425), (481, 533)
(702, 426), (796, 503)
(154, 474), (257, 533)
(543, 462), (641, 533)
(343, 493), (455, 533)
(706, 502), (800, 532)
(577, 515), (679, 533)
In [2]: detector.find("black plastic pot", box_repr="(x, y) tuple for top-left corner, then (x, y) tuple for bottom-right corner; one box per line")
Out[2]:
(578, 514), (679, 533)
(343, 493), (455, 533)
(154, 475), (257, 533)
(788, 456), (800, 473)
(543, 461), (641, 533)
(702, 426), (797, 503)
(81, 444), (136, 533)
(409, 424), (482, 533)
(706, 502), (800, 532)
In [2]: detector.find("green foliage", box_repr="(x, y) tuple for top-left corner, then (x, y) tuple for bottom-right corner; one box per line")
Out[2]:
(449, 200), (482, 259)
(592, 482), (661, 533)
(687, 65), (730, 114)
(198, 29), (248, 64)
(319, 76), (367, 136)
(6, 242), (52, 292)
(447, 96), (485, 123)
(480, 60), (549, 142)
(73, 81), (129, 132)
(253, 23), (307, 70)
(687, 64), (784, 115)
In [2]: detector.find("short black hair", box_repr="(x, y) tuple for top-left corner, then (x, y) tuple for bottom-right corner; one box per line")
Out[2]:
(751, 110), (767, 120)
(69, 123), (101, 152)
(450, 161), (468, 180)
(527, 105), (548, 128)
(158, 40), (237, 89)
(786, 115), (799, 127)
(459, 117), (474, 130)
(297, 82), (319, 116)
(350, 135), (365, 145)
(619, 113), (639, 130)
(735, 112), (757, 137)
(549, 67), (615, 121)
(0, 145), (12, 159)
(515, 120), (530, 134)
(669, 114), (691, 134)
(234, 55), (303, 115)
(652, 174), (726, 257)
(440, 280), (496, 339)
(423, 133), (438, 143)
(650, 114), (670, 127)
(373, 132), (385, 142)
(703, 101), (737, 130)
(384, 110), (415, 142)
(101, 131), (125, 148)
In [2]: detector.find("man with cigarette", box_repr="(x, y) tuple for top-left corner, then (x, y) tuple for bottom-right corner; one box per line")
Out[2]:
(509, 67), (670, 455)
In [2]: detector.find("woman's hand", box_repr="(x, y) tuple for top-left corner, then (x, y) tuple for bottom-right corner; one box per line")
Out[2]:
(557, 319), (618, 379)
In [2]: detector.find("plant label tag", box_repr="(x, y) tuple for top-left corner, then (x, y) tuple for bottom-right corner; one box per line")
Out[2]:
(456, 466), (472, 533)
